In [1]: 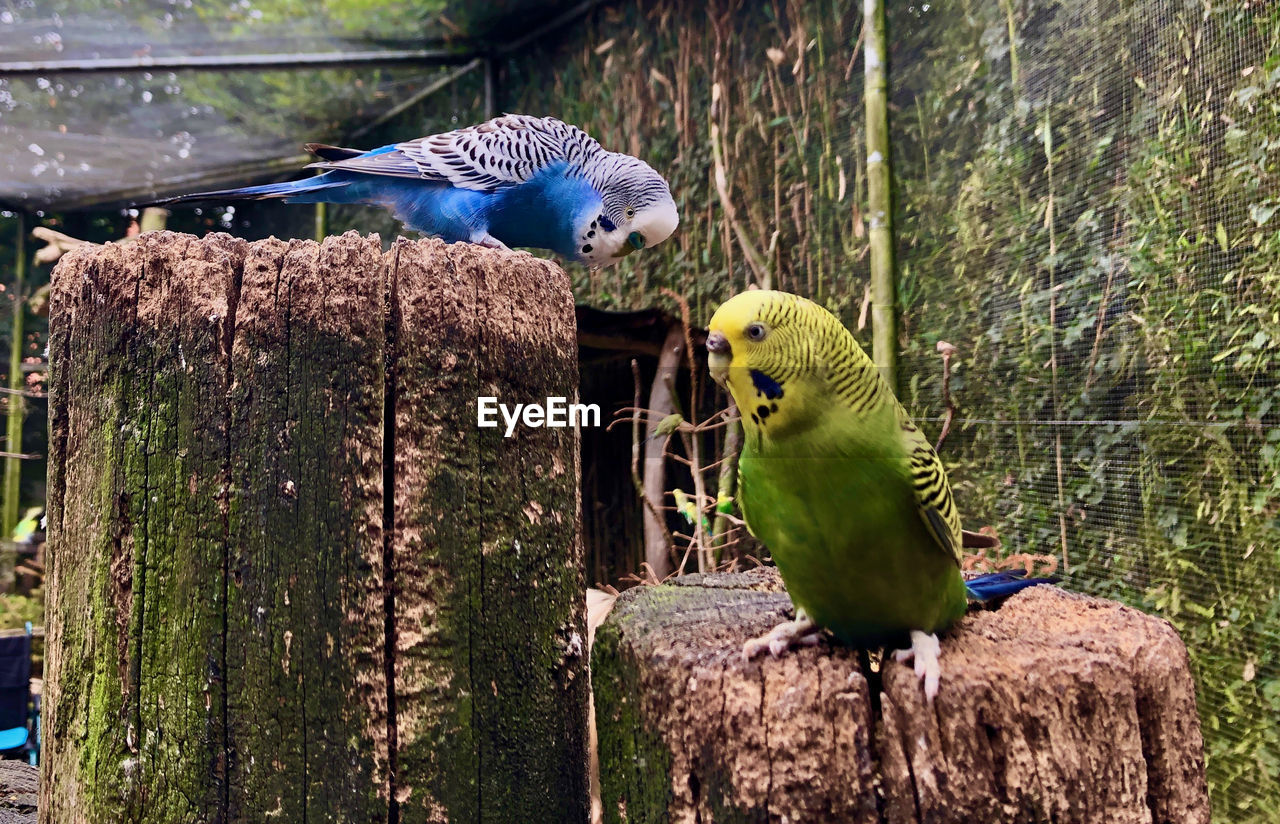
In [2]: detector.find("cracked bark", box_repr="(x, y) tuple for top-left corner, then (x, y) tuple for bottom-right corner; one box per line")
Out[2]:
(391, 238), (589, 823)
(42, 233), (589, 824)
(593, 568), (1209, 824)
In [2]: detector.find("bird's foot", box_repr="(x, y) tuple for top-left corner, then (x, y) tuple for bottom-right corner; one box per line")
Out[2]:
(892, 630), (942, 702)
(742, 609), (822, 662)
(472, 231), (511, 251)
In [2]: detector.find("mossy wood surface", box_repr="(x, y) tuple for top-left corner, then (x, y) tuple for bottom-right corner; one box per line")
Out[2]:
(42, 232), (589, 823)
(594, 568), (1209, 824)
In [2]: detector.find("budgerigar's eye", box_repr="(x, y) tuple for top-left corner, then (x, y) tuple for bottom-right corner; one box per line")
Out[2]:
(625, 206), (635, 219)
(745, 322), (768, 342)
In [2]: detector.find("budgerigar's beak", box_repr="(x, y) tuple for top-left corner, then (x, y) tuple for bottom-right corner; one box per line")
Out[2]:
(706, 331), (731, 384)
(616, 231), (646, 259)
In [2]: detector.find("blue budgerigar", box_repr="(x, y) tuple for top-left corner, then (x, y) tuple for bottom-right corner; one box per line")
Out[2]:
(160, 114), (679, 266)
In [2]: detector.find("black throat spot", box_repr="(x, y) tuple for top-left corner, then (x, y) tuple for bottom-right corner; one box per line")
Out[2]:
(750, 369), (784, 400)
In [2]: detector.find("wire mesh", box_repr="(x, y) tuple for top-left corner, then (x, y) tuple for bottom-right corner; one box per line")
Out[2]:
(0, 2), (471, 210)
(892, 1), (1279, 817)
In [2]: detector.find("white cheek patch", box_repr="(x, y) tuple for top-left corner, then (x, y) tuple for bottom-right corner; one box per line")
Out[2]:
(578, 218), (604, 261)
(578, 223), (627, 263)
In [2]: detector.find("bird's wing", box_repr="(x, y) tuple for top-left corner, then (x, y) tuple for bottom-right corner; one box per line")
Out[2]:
(735, 461), (759, 539)
(307, 115), (604, 192)
(304, 143), (366, 162)
(899, 409), (963, 566)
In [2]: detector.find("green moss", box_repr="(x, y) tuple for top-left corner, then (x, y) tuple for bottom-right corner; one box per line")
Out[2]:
(592, 619), (673, 824)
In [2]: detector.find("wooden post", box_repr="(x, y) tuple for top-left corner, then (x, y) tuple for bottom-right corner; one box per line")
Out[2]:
(0, 760), (37, 822)
(389, 237), (589, 822)
(42, 232), (589, 823)
(594, 568), (1210, 824)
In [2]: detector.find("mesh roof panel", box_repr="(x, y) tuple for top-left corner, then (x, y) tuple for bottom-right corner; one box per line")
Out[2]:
(0, 1), (478, 211)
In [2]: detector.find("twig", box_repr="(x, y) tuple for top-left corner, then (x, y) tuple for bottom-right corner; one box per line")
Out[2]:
(711, 403), (742, 551)
(0, 386), (45, 398)
(661, 287), (716, 572)
(934, 341), (958, 452)
(608, 407), (678, 431)
(709, 83), (771, 288)
(1084, 203), (1123, 392)
(678, 425), (710, 573)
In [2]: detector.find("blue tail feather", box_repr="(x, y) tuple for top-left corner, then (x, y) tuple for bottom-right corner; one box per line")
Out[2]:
(155, 175), (350, 206)
(152, 172), (483, 242)
(964, 571), (1057, 602)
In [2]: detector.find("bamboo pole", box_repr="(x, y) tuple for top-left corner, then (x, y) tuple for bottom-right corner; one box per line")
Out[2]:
(999, 0), (1021, 94)
(139, 207), (169, 233)
(2, 212), (27, 550)
(1042, 112), (1070, 573)
(864, 0), (896, 389)
(314, 202), (328, 242)
(484, 56), (498, 119)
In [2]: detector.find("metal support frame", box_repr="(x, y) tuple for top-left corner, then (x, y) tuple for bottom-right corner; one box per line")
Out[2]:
(2, 212), (27, 570)
(0, 48), (475, 76)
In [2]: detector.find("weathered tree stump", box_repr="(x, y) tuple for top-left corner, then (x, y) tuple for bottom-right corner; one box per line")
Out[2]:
(0, 760), (38, 824)
(42, 232), (589, 823)
(594, 568), (1209, 824)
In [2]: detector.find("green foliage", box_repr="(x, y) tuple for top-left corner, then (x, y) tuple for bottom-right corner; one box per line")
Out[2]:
(892, 1), (1280, 817)
(0, 588), (42, 630)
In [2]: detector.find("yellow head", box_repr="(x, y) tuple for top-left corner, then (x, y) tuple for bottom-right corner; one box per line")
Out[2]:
(707, 290), (866, 440)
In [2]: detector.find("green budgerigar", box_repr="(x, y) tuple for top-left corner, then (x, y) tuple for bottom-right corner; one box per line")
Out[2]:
(706, 290), (1049, 699)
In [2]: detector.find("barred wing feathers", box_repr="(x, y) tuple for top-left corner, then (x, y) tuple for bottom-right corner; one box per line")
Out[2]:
(306, 114), (603, 192)
(823, 311), (964, 567)
(899, 409), (963, 566)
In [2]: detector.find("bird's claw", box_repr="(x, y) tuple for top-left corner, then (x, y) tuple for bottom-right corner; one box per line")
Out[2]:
(742, 612), (820, 663)
(472, 231), (511, 251)
(893, 630), (942, 702)
(742, 636), (771, 661)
